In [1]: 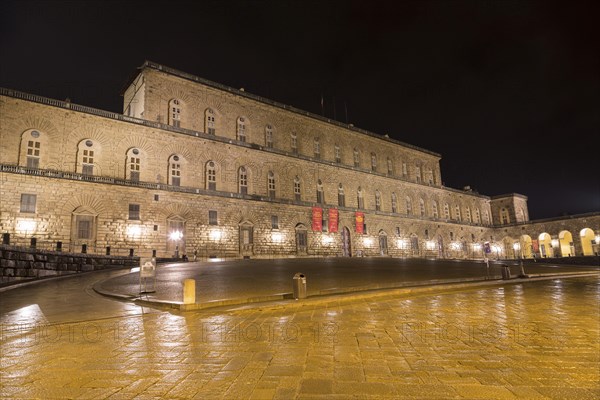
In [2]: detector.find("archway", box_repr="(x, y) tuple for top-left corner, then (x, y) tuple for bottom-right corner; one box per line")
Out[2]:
(518, 235), (533, 258)
(538, 233), (553, 258)
(167, 216), (186, 258)
(558, 230), (574, 257)
(580, 228), (596, 256)
(239, 220), (254, 258)
(295, 223), (308, 255)
(378, 230), (388, 255)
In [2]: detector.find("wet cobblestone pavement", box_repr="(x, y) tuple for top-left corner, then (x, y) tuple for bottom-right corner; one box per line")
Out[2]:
(1, 273), (598, 399)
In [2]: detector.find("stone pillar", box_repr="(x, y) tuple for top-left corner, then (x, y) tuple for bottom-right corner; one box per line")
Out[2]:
(183, 279), (196, 304)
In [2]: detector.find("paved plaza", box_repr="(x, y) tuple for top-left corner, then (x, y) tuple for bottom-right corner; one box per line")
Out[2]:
(95, 257), (597, 305)
(0, 259), (599, 399)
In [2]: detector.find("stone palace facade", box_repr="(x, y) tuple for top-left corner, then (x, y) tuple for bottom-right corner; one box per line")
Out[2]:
(1, 61), (598, 259)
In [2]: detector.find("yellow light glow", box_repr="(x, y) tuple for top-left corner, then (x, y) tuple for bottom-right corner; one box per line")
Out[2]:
(473, 243), (482, 250)
(450, 242), (461, 250)
(396, 239), (408, 249)
(271, 232), (284, 243)
(169, 230), (183, 241)
(363, 237), (373, 246)
(551, 239), (559, 247)
(513, 242), (520, 250)
(322, 235), (333, 244)
(16, 219), (37, 233)
(426, 240), (436, 250)
(209, 229), (222, 241)
(126, 225), (142, 237)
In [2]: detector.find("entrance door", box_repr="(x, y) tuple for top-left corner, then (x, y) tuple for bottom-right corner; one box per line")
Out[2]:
(167, 218), (185, 257)
(296, 228), (307, 255)
(379, 231), (388, 255)
(239, 222), (254, 257)
(342, 227), (352, 257)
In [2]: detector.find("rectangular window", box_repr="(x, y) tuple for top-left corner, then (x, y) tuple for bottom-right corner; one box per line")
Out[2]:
(82, 164), (94, 176)
(338, 193), (345, 207)
(129, 204), (140, 220)
(20, 194), (37, 213)
(271, 215), (279, 229)
(335, 146), (341, 163)
(317, 191), (324, 204)
(76, 216), (93, 240)
(209, 210), (218, 225)
(154, 194), (159, 201)
(27, 157), (39, 169)
(322, 217), (328, 233)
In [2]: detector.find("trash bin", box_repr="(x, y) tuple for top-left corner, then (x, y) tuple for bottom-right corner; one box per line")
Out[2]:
(501, 265), (511, 280)
(293, 273), (307, 300)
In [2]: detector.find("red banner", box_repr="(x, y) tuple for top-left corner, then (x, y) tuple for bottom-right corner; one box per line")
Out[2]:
(355, 212), (364, 234)
(329, 209), (339, 233)
(312, 207), (323, 231)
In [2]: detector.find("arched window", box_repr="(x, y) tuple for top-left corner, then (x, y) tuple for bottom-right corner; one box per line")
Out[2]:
(406, 197), (412, 215)
(415, 165), (421, 183)
(465, 207), (472, 223)
(268, 171), (276, 198)
(127, 148), (141, 182)
(419, 198), (425, 216)
(338, 184), (345, 207)
(484, 210), (490, 225)
(205, 108), (216, 135)
(168, 154), (181, 186)
(265, 125), (273, 148)
(237, 117), (247, 142)
(291, 133), (298, 154)
(294, 176), (301, 201)
(402, 162), (408, 177)
(316, 179), (324, 204)
(475, 208), (481, 223)
(444, 203), (450, 219)
(314, 138), (320, 159)
(206, 161), (216, 190)
(371, 153), (377, 172)
(78, 139), (100, 176)
(387, 157), (393, 175)
(391, 192), (398, 213)
(334, 145), (341, 163)
(455, 205), (461, 221)
(432, 201), (439, 218)
(375, 190), (382, 211)
(353, 148), (360, 167)
(25, 130), (42, 168)
(239, 166), (248, 194)
(169, 99), (181, 127)
(357, 187), (364, 209)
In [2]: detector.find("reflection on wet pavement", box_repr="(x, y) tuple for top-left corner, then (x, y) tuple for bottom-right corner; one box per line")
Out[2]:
(1, 271), (598, 399)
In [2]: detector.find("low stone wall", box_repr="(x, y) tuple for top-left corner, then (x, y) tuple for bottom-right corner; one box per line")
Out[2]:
(0, 245), (140, 286)
(525, 255), (599, 267)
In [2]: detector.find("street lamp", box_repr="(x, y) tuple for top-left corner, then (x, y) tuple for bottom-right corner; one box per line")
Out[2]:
(170, 230), (183, 258)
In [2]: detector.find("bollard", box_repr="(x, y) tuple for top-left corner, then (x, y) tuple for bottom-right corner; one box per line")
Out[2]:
(106, 246), (111, 256)
(293, 273), (307, 300)
(183, 279), (196, 304)
(56, 241), (62, 252)
(2, 233), (10, 245)
(30, 237), (37, 249)
(81, 244), (87, 254)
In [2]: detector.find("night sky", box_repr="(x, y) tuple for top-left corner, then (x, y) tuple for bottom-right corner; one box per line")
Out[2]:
(1, 0), (598, 220)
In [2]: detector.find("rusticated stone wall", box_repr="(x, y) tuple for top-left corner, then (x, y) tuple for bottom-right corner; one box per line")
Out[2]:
(0, 245), (139, 286)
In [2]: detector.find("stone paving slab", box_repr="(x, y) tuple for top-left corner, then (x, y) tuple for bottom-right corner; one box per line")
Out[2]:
(2, 275), (599, 399)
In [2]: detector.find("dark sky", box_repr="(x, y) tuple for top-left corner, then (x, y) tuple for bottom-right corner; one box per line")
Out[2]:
(1, 0), (598, 220)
